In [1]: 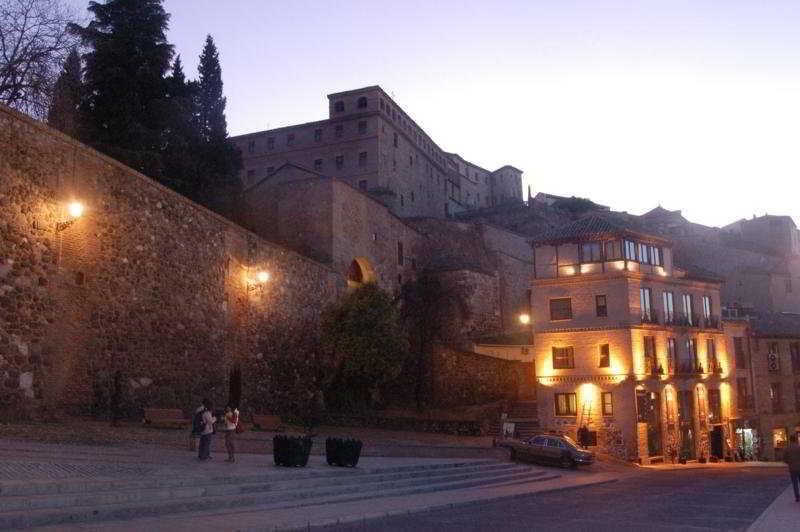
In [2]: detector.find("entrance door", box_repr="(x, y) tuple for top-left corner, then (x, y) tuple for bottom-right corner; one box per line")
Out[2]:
(710, 426), (724, 459)
(228, 364), (242, 409)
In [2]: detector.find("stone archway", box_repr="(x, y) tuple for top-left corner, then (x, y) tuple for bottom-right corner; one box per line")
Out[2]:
(347, 257), (376, 288)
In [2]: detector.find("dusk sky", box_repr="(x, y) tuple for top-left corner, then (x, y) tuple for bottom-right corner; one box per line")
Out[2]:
(75, 0), (800, 227)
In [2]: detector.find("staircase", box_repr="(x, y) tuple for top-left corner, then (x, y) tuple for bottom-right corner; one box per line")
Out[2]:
(493, 400), (540, 439)
(0, 460), (558, 529)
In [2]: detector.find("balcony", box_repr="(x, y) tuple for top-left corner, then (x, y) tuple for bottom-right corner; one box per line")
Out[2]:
(641, 310), (660, 325)
(703, 315), (721, 330)
(674, 314), (700, 328)
(677, 363), (703, 376)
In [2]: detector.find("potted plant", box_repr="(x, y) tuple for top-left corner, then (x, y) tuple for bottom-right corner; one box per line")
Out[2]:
(326, 437), (363, 467)
(273, 434), (313, 467)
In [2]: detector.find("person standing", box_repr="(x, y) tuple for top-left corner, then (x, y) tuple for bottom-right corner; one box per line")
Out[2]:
(783, 433), (800, 502)
(189, 402), (205, 451)
(198, 398), (216, 461)
(223, 405), (240, 463)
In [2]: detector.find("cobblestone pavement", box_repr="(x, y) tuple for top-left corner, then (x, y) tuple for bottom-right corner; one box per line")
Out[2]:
(328, 468), (788, 531)
(0, 460), (156, 480)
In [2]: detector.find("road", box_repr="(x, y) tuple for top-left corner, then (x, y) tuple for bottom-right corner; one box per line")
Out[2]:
(328, 467), (788, 531)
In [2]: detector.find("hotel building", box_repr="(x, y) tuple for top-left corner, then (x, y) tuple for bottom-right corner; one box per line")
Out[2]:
(530, 216), (736, 463)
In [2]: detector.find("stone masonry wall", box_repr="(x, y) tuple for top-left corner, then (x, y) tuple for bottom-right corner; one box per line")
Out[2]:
(0, 104), (344, 414)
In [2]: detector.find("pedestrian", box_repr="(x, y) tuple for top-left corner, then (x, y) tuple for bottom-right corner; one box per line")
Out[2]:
(189, 401), (204, 451)
(783, 433), (800, 502)
(223, 405), (240, 463)
(198, 398), (216, 461)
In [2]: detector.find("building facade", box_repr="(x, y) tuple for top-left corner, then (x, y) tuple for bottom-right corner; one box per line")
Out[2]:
(530, 216), (736, 463)
(232, 86), (524, 219)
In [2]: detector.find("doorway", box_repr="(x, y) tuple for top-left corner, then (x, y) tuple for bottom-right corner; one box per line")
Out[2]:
(710, 426), (724, 459)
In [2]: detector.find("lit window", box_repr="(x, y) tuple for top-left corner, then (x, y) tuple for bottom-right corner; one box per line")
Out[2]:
(552, 346), (574, 369)
(599, 344), (610, 367)
(555, 393), (577, 416)
(602, 392), (613, 416)
(596, 295), (607, 317)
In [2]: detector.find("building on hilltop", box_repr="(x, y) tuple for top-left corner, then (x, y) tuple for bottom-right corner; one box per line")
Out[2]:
(528, 214), (736, 464)
(231, 86), (524, 219)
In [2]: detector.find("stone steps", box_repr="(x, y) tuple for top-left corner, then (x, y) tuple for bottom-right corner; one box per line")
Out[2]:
(0, 460), (555, 529)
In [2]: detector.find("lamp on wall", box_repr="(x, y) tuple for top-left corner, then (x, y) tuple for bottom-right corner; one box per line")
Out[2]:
(247, 270), (270, 292)
(518, 313), (531, 325)
(56, 201), (84, 232)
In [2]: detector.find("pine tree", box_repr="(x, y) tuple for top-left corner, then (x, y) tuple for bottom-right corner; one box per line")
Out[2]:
(69, 0), (173, 181)
(193, 35), (242, 215)
(162, 55), (199, 194)
(47, 48), (82, 138)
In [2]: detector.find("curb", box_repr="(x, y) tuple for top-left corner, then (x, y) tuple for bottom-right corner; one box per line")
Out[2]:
(282, 476), (620, 531)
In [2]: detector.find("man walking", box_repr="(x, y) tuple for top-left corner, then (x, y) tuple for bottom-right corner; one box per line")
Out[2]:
(783, 433), (800, 502)
(198, 398), (216, 461)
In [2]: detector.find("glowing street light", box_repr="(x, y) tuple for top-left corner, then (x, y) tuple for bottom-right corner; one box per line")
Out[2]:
(56, 201), (85, 232)
(248, 270), (271, 292)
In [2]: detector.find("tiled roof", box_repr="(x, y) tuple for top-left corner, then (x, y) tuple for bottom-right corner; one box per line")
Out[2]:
(752, 312), (800, 337)
(531, 215), (667, 245)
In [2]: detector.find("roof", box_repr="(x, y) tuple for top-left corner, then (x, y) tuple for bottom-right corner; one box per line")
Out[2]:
(752, 313), (800, 337)
(531, 215), (669, 246)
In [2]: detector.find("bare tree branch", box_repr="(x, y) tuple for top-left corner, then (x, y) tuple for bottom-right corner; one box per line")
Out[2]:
(0, 0), (79, 119)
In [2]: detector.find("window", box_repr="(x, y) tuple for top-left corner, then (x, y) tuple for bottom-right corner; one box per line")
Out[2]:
(707, 338), (718, 371)
(267, 137), (275, 150)
(770, 382), (783, 413)
(335, 124), (343, 138)
(314, 159), (323, 171)
(335, 155), (344, 169)
(334, 100), (344, 112)
(357, 96), (367, 109)
(604, 240), (622, 260)
(601, 392), (613, 416)
(737, 377), (749, 406)
(708, 389), (722, 422)
(393, 132), (398, 147)
(549, 298), (572, 321)
(596, 295), (607, 317)
(247, 140), (255, 153)
(410, 191), (415, 202)
(581, 242), (602, 262)
(651, 246), (662, 266)
(644, 336), (657, 373)
(639, 243), (650, 264)
(702, 295), (712, 319)
(552, 346), (575, 369)
(314, 128), (322, 142)
(663, 291), (674, 323)
(682, 294), (694, 325)
(640, 287), (653, 321)
(397, 242), (404, 266)
(734, 337), (747, 369)
(380, 98), (385, 110)
(791, 343), (800, 374)
(667, 338), (677, 374)
(555, 393), (577, 416)
(287, 133), (295, 146)
(769, 342), (780, 373)
(358, 180), (368, 191)
(624, 239), (637, 260)
(599, 344), (610, 368)
(358, 120), (367, 134)
(358, 151), (367, 167)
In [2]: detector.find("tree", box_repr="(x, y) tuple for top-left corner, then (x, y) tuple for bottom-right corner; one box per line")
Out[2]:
(46, 47), (80, 136)
(191, 35), (242, 215)
(69, 0), (173, 180)
(399, 273), (469, 409)
(161, 55), (198, 194)
(0, 0), (78, 118)
(321, 283), (409, 411)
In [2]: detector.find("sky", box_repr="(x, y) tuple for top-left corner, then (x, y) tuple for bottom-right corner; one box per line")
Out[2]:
(71, 0), (800, 227)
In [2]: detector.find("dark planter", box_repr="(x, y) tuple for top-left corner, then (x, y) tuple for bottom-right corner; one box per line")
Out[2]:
(273, 435), (313, 467)
(326, 437), (363, 467)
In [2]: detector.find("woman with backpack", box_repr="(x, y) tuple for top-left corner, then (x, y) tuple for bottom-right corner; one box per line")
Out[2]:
(223, 405), (240, 463)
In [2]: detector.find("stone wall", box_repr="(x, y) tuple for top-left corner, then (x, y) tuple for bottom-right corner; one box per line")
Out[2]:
(430, 347), (533, 407)
(0, 104), (344, 414)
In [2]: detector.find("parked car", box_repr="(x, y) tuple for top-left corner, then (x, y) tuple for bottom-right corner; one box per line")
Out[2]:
(510, 434), (594, 468)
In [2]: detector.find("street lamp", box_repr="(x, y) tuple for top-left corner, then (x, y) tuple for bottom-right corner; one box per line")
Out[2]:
(248, 270), (270, 292)
(56, 201), (84, 232)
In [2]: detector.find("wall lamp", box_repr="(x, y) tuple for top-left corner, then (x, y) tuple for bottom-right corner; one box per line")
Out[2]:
(518, 313), (531, 325)
(247, 270), (270, 292)
(56, 201), (84, 232)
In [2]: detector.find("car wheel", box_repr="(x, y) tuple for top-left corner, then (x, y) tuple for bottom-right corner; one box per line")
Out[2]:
(560, 456), (575, 469)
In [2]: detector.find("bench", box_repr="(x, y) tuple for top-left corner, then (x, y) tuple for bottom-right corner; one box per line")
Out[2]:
(143, 408), (187, 429)
(251, 413), (284, 432)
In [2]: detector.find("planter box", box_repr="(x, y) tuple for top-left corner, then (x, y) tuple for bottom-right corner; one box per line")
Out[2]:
(326, 437), (363, 467)
(273, 435), (313, 467)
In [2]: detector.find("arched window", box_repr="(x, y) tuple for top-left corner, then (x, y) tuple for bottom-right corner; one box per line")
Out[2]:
(347, 257), (376, 288)
(357, 96), (368, 109)
(334, 100), (345, 112)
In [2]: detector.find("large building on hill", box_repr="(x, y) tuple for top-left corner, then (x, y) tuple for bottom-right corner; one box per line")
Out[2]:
(231, 86), (524, 219)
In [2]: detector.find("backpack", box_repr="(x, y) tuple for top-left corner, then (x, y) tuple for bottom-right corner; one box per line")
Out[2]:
(191, 408), (205, 435)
